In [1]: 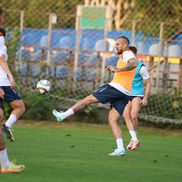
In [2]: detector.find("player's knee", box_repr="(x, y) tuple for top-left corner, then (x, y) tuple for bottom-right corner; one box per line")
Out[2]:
(108, 119), (113, 126)
(108, 118), (117, 126)
(11, 100), (26, 113)
(84, 95), (97, 105)
(18, 102), (26, 114)
(123, 112), (130, 121)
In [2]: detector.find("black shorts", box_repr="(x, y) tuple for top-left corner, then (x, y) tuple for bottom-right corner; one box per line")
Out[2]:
(92, 84), (131, 112)
(0, 86), (22, 108)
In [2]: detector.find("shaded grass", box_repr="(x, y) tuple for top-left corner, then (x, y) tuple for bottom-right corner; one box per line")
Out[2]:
(0, 121), (182, 182)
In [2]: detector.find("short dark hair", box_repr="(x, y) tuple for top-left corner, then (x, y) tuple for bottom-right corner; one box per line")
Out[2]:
(0, 27), (6, 36)
(0, 7), (3, 16)
(129, 46), (137, 54)
(116, 36), (130, 45)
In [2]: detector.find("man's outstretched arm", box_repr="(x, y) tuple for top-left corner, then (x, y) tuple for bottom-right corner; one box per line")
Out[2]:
(106, 58), (137, 73)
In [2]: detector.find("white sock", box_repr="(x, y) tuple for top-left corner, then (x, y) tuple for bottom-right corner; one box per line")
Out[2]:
(62, 108), (74, 119)
(129, 130), (138, 141)
(5, 114), (17, 128)
(116, 138), (124, 150)
(0, 149), (11, 168)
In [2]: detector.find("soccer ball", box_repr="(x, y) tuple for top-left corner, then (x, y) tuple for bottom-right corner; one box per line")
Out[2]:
(36, 80), (52, 94)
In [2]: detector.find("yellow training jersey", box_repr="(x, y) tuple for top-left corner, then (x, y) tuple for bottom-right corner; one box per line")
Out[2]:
(111, 51), (137, 92)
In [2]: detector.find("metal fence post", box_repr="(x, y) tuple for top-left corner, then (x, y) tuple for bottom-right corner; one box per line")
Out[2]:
(74, 15), (81, 88)
(47, 13), (53, 63)
(156, 22), (164, 94)
(162, 41), (168, 91)
(100, 28), (107, 86)
(131, 20), (136, 46)
(100, 8), (109, 86)
(178, 58), (182, 88)
(68, 50), (74, 96)
(18, 10), (24, 65)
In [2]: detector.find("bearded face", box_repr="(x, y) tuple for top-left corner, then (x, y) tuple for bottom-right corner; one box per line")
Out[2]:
(115, 38), (129, 55)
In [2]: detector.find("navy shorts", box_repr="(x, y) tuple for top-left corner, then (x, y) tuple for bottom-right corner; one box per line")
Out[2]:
(110, 100), (128, 116)
(111, 96), (144, 115)
(131, 96), (143, 100)
(0, 86), (22, 108)
(92, 84), (131, 107)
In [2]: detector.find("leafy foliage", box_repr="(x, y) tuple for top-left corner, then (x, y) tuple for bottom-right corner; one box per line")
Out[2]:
(21, 89), (59, 121)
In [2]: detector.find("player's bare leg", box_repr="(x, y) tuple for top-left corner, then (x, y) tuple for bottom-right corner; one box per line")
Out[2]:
(123, 98), (141, 150)
(123, 102), (133, 130)
(108, 108), (125, 156)
(0, 126), (10, 172)
(123, 102), (137, 149)
(3, 100), (25, 142)
(10, 100), (26, 119)
(0, 125), (6, 150)
(130, 97), (141, 130)
(130, 97), (141, 150)
(53, 95), (99, 122)
(0, 126), (25, 173)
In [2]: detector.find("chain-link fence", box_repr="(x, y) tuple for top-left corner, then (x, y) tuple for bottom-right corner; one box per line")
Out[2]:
(1, 0), (182, 122)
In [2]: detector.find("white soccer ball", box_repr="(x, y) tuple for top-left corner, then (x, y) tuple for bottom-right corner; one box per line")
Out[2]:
(36, 80), (52, 94)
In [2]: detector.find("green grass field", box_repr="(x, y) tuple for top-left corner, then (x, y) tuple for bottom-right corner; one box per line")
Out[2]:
(0, 121), (182, 182)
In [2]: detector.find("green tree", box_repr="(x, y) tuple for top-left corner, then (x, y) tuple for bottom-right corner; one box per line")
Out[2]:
(125, 0), (182, 39)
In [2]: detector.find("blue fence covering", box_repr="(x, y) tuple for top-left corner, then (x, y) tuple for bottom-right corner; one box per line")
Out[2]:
(21, 28), (149, 52)
(21, 28), (182, 54)
(18, 28), (181, 79)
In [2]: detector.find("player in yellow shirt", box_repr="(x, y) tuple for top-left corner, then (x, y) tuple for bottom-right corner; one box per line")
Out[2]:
(53, 36), (138, 156)
(107, 46), (151, 155)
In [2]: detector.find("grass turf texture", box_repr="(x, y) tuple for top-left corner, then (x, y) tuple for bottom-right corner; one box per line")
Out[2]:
(0, 121), (182, 182)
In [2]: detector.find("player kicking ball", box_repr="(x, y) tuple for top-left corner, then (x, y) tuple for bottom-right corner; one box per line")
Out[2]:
(108, 46), (151, 155)
(53, 36), (138, 156)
